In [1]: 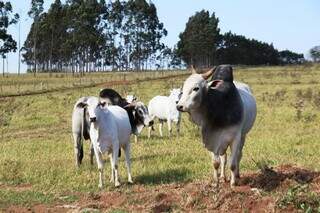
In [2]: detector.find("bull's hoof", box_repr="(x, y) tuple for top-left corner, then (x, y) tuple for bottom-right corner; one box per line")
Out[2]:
(220, 176), (227, 183)
(128, 179), (133, 185)
(98, 183), (104, 189)
(115, 181), (121, 187)
(230, 180), (238, 188)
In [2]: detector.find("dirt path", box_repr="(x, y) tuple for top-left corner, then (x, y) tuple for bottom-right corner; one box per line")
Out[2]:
(0, 73), (189, 99)
(3, 165), (320, 212)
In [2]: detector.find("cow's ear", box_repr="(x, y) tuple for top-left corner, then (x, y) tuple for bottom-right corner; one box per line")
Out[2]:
(77, 102), (87, 108)
(208, 80), (223, 90)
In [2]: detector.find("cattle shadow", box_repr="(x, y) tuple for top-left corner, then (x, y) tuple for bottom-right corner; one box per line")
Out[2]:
(131, 154), (160, 162)
(239, 165), (319, 192)
(135, 168), (190, 185)
(137, 134), (183, 141)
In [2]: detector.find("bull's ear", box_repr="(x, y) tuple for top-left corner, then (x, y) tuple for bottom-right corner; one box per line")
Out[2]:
(77, 102), (87, 108)
(208, 80), (223, 90)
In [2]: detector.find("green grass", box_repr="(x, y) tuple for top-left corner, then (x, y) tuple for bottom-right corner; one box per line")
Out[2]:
(1, 65), (320, 210)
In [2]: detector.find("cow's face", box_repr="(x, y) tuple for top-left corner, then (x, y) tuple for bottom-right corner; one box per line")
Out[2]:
(77, 97), (106, 123)
(169, 88), (182, 104)
(177, 74), (206, 112)
(136, 102), (153, 126)
(125, 102), (154, 127)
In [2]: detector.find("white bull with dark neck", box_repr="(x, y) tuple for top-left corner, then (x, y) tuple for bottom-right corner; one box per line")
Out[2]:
(177, 65), (256, 187)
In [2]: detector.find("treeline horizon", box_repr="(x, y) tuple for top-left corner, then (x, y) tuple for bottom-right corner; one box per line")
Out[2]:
(0, 0), (316, 75)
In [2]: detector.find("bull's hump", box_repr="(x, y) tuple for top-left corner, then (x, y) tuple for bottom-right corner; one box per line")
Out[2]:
(205, 83), (243, 128)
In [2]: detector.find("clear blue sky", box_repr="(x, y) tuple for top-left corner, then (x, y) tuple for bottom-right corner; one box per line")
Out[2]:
(5, 0), (320, 73)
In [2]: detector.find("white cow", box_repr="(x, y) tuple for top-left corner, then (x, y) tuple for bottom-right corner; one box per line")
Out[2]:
(148, 88), (182, 138)
(76, 96), (132, 188)
(177, 65), (257, 187)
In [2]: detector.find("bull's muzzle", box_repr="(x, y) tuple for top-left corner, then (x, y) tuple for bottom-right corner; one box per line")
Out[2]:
(90, 117), (97, 122)
(176, 105), (184, 112)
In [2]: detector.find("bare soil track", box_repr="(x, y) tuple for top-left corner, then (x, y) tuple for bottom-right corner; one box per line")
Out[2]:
(0, 73), (189, 99)
(4, 165), (320, 212)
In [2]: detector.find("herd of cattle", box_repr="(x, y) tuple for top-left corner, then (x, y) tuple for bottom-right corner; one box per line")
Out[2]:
(71, 65), (257, 188)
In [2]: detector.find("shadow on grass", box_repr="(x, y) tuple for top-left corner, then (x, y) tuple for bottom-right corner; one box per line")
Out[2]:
(135, 168), (190, 185)
(136, 134), (184, 141)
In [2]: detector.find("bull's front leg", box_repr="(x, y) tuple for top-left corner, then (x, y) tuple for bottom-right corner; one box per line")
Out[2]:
(176, 117), (181, 136)
(210, 152), (220, 187)
(148, 126), (152, 139)
(90, 142), (94, 166)
(220, 154), (227, 182)
(112, 142), (121, 187)
(230, 133), (242, 187)
(167, 119), (172, 137)
(124, 143), (133, 184)
(159, 121), (163, 137)
(93, 145), (105, 189)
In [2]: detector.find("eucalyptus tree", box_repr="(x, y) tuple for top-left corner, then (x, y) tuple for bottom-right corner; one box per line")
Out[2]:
(177, 10), (220, 68)
(0, 1), (19, 76)
(28, 0), (44, 75)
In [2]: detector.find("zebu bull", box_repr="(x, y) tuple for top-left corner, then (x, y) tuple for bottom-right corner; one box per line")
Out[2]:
(177, 65), (257, 187)
(76, 97), (132, 188)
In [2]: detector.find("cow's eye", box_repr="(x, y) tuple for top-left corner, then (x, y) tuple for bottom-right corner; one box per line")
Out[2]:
(193, 87), (200, 92)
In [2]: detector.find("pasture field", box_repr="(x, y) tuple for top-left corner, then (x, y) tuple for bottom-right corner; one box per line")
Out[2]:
(1, 65), (320, 212)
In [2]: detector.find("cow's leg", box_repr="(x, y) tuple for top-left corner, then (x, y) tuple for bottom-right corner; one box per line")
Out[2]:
(159, 120), (163, 137)
(235, 135), (246, 179)
(220, 154), (227, 182)
(176, 118), (181, 135)
(148, 126), (152, 139)
(111, 142), (120, 187)
(230, 133), (242, 187)
(109, 154), (114, 183)
(93, 146), (104, 189)
(73, 133), (83, 168)
(90, 142), (94, 166)
(124, 143), (133, 184)
(167, 119), (172, 137)
(210, 152), (220, 186)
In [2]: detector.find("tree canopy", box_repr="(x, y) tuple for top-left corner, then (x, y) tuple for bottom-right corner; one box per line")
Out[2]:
(310, 46), (320, 63)
(22, 0), (169, 73)
(175, 10), (305, 67)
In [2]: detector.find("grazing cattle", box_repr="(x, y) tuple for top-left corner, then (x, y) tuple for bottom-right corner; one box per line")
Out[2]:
(72, 89), (152, 168)
(72, 97), (94, 167)
(76, 96), (132, 188)
(177, 65), (257, 187)
(148, 88), (182, 138)
(99, 89), (153, 135)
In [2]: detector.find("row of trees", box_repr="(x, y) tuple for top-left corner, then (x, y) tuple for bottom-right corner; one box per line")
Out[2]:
(1, 1), (319, 74)
(176, 10), (305, 68)
(23, 0), (169, 74)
